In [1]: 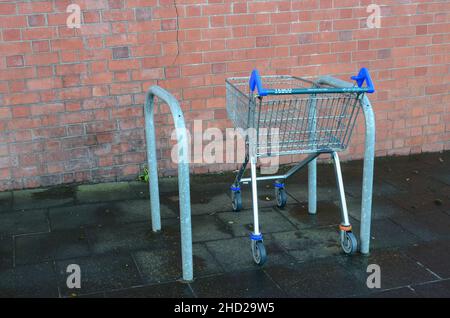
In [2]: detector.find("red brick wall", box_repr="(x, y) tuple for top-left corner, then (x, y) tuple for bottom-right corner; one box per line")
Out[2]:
(0, 0), (449, 190)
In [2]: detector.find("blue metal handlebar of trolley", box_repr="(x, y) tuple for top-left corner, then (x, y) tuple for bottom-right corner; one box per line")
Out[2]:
(249, 67), (375, 96)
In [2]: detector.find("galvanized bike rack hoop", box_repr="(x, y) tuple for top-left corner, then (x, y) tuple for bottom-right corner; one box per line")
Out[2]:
(316, 75), (376, 255)
(144, 86), (193, 281)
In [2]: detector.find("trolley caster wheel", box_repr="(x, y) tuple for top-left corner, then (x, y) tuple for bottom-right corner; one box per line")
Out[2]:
(231, 190), (242, 212)
(251, 240), (267, 266)
(340, 231), (358, 255)
(275, 186), (287, 208)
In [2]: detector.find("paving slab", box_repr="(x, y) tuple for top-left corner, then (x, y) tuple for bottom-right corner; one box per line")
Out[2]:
(379, 168), (450, 197)
(272, 227), (343, 263)
(0, 209), (49, 236)
(284, 182), (342, 202)
(366, 287), (419, 298)
(132, 243), (222, 284)
(0, 261), (58, 297)
(106, 281), (194, 298)
(337, 249), (437, 292)
(205, 236), (296, 273)
(386, 191), (449, 215)
(191, 269), (286, 298)
(0, 191), (13, 213)
(56, 253), (142, 297)
(404, 241), (450, 279)
(1, 151), (449, 298)
(49, 200), (174, 231)
(190, 192), (233, 216)
(264, 258), (368, 298)
(417, 152), (450, 168)
(13, 186), (75, 210)
(343, 178), (403, 199)
(352, 218), (421, 250)
(191, 215), (233, 243)
(0, 236), (13, 270)
(216, 208), (296, 237)
(276, 200), (342, 229)
(14, 229), (90, 265)
(87, 219), (180, 255)
(412, 279), (450, 298)
(375, 153), (438, 173)
(390, 210), (450, 242)
(76, 182), (138, 203)
(430, 172), (450, 186)
(347, 196), (408, 220)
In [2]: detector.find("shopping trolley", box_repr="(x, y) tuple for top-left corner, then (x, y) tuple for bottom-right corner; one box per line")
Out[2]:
(226, 68), (375, 265)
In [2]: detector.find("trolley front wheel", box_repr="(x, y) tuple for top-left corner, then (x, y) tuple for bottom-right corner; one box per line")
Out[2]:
(340, 231), (357, 255)
(275, 187), (287, 208)
(231, 190), (242, 212)
(251, 240), (267, 265)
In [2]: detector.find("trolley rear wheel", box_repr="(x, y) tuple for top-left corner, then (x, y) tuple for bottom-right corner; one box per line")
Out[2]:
(275, 187), (287, 208)
(340, 231), (357, 255)
(231, 190), (242, 212)
(251, 240), (267, 265)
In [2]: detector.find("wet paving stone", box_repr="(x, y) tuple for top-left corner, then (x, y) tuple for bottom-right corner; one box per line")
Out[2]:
(76, 182), (138, 203)
(366, 287), (419, 298)
(106, 281), (194, 298)
(272, 227), (342, 263)
(277, 201), (342, 229)
(352, 218), (421, 250)
(241, 179), (309, 211)
(56, 253), (142, 297)
(404, 240), (450, 279)
(284, 183), (341, 203)
(375, 154), (438, 173)
(15, 229), (90, 265)
(205, 237), (296, 272)
(0, 209), (49, 236)
(87, 219), (180, 254)
(0, 191), (13, 213)
(264, 258), (367, 298)
(190, 192), (232, 216)
(343, 179), (403, 199)
(191, 269), (286, 298)
(133, 244), (222, 284)
(380, 170), (450, 197)
(128, 181), (151, 199)
(13, 186), (75, 210)
(216, 208), (296, 237)
(0, 236), (13, 270)
(0, 261), (58, 297)
(337, 249), (437, 292)
(431, 173), (450, 187)
(115, 200), (177, 220)
(390, 211), (450, 242)
(192, 215), (233, 243)
(49, 200), (174, 231)
(347, 196), (407, 220)
(386, 191), (449, 215)
(74, 292), (106, 298)
(412, 279), (450, 297)
(1, 152), (449, 297)
(49, 203), (118, 231)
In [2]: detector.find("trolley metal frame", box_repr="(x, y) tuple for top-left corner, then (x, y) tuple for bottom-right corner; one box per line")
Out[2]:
(226, 68), (375, 265)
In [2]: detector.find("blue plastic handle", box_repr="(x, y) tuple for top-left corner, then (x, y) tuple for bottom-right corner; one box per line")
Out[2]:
(249, 69), (268, 96)
(351, 68), (375, 93)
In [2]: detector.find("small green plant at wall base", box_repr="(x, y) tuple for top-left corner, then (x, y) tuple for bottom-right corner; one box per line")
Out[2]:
(138, 167), (149, 183)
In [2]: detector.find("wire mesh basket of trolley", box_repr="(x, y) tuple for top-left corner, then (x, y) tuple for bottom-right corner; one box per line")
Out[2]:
(226, 68), (375, 265)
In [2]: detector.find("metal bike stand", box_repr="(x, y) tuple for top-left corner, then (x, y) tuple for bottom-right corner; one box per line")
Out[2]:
(144, 85), (193, 281)
(316, 75), (376, 255)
